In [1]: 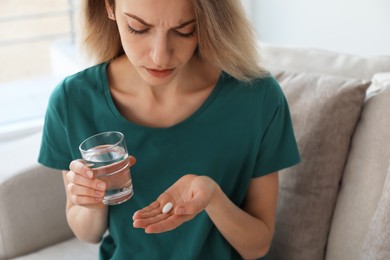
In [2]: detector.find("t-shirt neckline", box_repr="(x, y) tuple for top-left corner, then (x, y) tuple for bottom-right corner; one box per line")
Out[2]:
(100, 62), (226, 131)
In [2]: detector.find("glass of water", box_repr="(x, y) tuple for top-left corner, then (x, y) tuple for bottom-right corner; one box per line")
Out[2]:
(79, 131), (133, 205)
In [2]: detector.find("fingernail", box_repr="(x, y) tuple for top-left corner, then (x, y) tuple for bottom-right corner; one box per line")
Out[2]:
(87, 171), (93, 178)
(97, 182), (106, 190)
(96, 190), (104, 197)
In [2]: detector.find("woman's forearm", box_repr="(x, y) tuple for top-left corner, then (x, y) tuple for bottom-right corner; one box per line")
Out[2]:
(205, 184), (274, 259)
(66, 203), (108, 243)
(62, 171), (108, 243)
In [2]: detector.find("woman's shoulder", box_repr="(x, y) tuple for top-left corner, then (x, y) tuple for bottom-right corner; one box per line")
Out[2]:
(222, 72), (284, 100)
(216, 72), (288, 122)
(53, 63), (107, 93)
(252, 74), (285, 100)
(48, 62), (108, 104)
(62, 62), (108, 87)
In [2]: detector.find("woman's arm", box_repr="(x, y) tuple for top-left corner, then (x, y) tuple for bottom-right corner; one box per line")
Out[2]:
(62, 162), (109, 243)
(206, 172), (278, 259)
(132, 173), (279, 259)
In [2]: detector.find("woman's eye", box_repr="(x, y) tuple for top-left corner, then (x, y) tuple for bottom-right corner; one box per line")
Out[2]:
(127, 25), (149, 35)
(175, 30), (196, 39)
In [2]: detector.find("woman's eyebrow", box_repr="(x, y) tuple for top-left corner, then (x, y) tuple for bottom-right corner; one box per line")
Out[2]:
(124, 12), (195, 29)
(124, 13), (152, 26)
(173, 19), (196, 29)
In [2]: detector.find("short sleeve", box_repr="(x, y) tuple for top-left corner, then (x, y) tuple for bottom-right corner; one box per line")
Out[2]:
(38, 81), (73, 170)
(253, 81), (301, 177)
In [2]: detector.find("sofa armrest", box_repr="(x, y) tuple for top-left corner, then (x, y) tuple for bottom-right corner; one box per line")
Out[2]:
(0, 165), (74, 260)
(0, 131), (74, 260)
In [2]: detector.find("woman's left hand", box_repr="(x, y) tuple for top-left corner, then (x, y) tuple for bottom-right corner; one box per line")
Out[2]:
(132, 174), (216, 233)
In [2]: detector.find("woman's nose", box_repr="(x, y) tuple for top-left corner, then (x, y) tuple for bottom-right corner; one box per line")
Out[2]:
(150, 34), (172, 68)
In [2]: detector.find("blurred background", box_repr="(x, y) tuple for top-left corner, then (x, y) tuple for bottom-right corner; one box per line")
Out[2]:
(0, 0), (81, 141)
(0, 0), (389, 143)
(243, 0), (390, 56)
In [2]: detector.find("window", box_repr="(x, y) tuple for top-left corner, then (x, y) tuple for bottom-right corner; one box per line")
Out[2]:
(0, 0), (82, 142)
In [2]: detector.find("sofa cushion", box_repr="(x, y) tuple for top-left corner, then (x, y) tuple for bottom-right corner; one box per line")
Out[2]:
(359, 164), (390, 259)
(326, 80), (390, 260)
(268, 70), (370, 260)
(0, 165), (73, 260)
(11, 238), (99, 260)
(259, 42), (390, 81)
(0, 131), (42, 183)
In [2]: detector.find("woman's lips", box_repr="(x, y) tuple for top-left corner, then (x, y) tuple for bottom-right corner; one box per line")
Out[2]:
(146, 68), (174, 78)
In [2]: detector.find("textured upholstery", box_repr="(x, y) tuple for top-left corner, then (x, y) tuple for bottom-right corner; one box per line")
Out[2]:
(259, 42), (390, 81)
(268, 70), (369, 260)
(359, 164), (390, 260)
(326, 82), (390, 260)
(0, 133), (74, 259)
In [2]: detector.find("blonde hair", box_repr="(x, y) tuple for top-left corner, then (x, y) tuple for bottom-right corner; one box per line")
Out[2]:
(191, 0), (267, 81)
(80, 0), (123, 63)
(80, 0), (267, 81)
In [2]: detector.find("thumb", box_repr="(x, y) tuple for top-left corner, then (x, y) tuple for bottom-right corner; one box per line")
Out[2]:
(129, 156), (136, 167)
(174, 195), (207, 216)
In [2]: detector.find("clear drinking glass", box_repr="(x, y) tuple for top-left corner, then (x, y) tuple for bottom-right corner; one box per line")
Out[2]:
(79, 131), (133, 205)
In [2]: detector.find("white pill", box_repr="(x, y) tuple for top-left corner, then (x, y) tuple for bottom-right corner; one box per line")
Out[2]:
(162, 202), (173, 214)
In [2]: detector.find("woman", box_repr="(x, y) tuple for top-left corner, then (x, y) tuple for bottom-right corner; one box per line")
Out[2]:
(38, 0), (300, 259)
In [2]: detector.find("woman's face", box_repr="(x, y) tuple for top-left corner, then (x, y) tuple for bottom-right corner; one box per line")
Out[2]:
(111, 0), (198, 86)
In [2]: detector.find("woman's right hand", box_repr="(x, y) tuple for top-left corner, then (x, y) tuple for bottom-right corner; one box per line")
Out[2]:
(65, 159), (107, 208)
(63, 158), (140, 243)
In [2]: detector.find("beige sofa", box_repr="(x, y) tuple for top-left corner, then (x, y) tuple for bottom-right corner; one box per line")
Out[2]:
(1, 43), (390, 260)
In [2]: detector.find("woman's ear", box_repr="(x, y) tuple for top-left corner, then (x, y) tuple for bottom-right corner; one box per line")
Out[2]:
(105, 0), (116, 20)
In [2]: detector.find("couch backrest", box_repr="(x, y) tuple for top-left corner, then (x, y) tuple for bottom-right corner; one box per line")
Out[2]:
(325, 79), (390, 260)
(259, 42), (390, 81)
(259, 42), (390, 260)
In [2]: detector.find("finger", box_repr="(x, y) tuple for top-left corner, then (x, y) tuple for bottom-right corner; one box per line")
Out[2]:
(144, 215), (194, 234)
(174, 204), (201, 215)
(69, 160), (93, 179)
(133, 207), (162, 220)
(174, 193), (207, 215)
(133, 213), (169, 228)
(67, 182), (105, 198)
(70, 194), (104, 206)
(129, 156), (136, 167)
(66, 171), (107, 191)
(133, 201), (161, 220)
(133, 194), (175, 220)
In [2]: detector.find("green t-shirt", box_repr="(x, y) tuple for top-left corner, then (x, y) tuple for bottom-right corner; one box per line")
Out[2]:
(38, 62), (300, 260)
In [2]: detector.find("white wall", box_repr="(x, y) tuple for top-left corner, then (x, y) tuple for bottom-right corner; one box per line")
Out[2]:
(244, 0), (390, 56)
